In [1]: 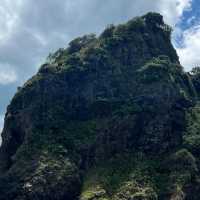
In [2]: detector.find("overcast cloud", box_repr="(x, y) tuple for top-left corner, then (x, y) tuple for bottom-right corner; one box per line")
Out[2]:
(0, 0), (198, 138)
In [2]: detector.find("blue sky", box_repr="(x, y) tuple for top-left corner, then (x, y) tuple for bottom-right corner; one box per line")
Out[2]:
(178, 0), (199, 30)
(0, 0), (200, 136)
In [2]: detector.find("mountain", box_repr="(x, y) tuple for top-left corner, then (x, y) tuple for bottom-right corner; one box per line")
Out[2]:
(1, 12), (200, 200)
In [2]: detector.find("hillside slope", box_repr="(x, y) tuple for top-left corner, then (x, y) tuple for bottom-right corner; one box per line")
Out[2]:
(1, 13), (200, 200)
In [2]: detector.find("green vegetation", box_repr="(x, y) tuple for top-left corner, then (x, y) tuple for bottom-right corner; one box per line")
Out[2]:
(183, 104), (200, 154)
(81, 153), (159, 199)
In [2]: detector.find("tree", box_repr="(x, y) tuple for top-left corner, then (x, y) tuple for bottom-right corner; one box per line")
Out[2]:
(68, 34), (96, 54)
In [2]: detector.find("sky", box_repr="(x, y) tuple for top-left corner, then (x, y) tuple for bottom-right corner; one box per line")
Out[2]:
(0, 0), (200, 135)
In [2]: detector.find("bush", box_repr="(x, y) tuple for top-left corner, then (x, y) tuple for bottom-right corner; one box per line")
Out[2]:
(68, 34), (96, 54)
(100, 24), (115, 38)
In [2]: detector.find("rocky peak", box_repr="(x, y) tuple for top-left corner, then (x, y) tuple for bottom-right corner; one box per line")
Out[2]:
(0, 13), (200, 200)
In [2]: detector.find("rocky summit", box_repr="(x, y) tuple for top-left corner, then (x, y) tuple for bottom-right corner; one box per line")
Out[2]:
(1, 12), (200, 200)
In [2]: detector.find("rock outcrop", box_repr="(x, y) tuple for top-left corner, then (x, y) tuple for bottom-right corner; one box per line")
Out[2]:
(1, 12), (200, 200)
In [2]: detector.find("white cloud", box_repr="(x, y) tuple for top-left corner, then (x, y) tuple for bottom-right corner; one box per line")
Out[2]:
(159, 0), (192, 26)
(176, 0), (192, 16)
(176, 24), (200, 71)
(0, 64), (17, 85)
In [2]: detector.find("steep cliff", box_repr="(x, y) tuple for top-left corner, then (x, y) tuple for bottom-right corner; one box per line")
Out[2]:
(0, 12), (200, 200)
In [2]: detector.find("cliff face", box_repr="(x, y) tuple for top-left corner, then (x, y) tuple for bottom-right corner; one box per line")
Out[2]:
(0, 13), (200, 200)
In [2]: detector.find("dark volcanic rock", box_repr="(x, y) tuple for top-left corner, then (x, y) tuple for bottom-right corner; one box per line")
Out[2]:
(0, 12), (200, 200)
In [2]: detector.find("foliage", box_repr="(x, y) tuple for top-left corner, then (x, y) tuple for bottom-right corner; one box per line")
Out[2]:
(81, 153), (159, 198)
(68, 34), (96, 54)
(100, 24), (115, 38)
(183, 104), (200, 154)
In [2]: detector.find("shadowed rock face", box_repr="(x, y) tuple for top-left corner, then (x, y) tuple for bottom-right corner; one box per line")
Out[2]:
(0, 12), (200, 200)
